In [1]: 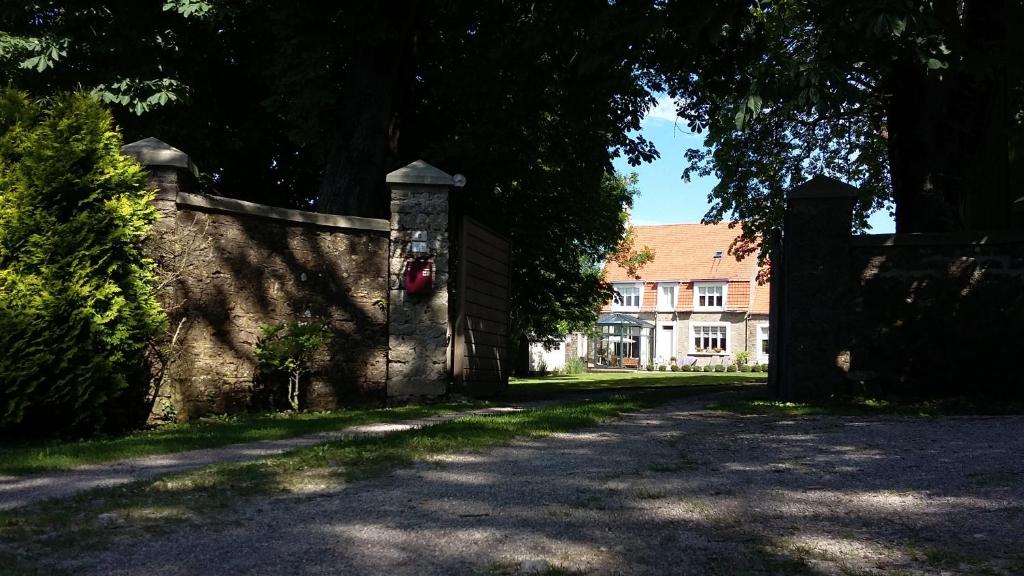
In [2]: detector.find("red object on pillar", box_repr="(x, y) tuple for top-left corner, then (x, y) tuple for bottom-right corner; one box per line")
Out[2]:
(404, 260), (434, 294)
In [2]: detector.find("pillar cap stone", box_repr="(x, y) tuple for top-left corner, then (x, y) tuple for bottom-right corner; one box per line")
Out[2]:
(789, 175), (858, 200)
(386, 160), (453, 186)
(121, 137), (199, 178)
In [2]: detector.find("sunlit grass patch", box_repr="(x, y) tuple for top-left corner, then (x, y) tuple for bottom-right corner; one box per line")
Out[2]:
(0, 402), (480, 476)
(508, 371), (765, 399)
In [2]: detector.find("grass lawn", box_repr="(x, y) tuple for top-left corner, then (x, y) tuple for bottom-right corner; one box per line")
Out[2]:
(509, 370), (766, 400)
(0, 386), (726, 574)
(0, 403), (481, 476)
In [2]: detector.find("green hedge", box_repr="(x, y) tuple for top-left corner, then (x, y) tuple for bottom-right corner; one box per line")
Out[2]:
(0, 90), (166, 437)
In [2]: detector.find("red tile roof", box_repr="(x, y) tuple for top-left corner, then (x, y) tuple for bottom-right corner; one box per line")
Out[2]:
(605, 222), (756, 282)
(603, 222), (770, 314)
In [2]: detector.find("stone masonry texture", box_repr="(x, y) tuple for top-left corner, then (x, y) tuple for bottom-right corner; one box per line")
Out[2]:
(386, 183), (450, 398)
(777, 176), (1024, 400)
(147, 170), (388, 419)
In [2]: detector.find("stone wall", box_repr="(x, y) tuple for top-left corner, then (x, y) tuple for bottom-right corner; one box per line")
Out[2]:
(147, 176), (390, 418)
(772, 176), (1024, 400)
(843, 234), (1024, 397)
(126, 138), (466, 419)
(126, 139), (498, 416)
(385, 162), (452, 399)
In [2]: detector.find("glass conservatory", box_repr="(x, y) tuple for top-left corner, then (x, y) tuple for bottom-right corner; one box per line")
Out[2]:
(587, 313), (654, 369)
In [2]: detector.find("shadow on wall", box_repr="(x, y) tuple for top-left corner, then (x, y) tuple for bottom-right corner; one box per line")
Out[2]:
(149, 188), (390, 420)
(842, 241), (1024, 399)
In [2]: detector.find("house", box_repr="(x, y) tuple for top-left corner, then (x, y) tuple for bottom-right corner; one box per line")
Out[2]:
(590, 222), (770, 368)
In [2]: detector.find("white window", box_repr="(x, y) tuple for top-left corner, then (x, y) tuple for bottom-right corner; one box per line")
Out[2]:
(693, 282), (727, 311)
(612, 283), (642, 310)
(656, 283), (678, 311)
(690, 322), (729, 354)
(757, 323), (770, 364)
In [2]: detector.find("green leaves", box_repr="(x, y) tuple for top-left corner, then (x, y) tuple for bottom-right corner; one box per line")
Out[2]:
(162, 0), (214, 19)
(92, 79), (185, 116)
(0, 90), (165, 437)
(254, 320), (330, 375)
(0, 33), (69, 73)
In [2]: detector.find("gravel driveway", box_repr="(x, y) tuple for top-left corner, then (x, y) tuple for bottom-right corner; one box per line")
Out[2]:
(57, 394), (1024, 575)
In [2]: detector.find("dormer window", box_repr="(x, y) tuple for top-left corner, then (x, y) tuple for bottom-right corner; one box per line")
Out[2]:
(657, 283), (678, 311)
(612, 283), (642, 311)
(693, 282), (727, 311)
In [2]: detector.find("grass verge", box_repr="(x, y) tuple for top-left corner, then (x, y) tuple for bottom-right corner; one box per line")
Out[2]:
(0, 402), (481, 476)
(509, 371), (765, 400)
(709, 396), (1024, 417)
(0, 386), (726, 574)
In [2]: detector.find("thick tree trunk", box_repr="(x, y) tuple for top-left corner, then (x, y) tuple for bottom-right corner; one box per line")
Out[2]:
(316, 1), (420, 218)
(513, 332), (531, 376)
(958, 0), (1011, 231)
(887, 0), (1016, 233)
(886, 60), (953, 233)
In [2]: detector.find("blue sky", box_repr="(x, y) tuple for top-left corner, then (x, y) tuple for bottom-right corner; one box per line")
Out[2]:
(614, 95), (896, 233)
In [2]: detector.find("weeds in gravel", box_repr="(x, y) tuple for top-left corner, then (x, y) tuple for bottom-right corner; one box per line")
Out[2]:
(709, 396), (1024, 417)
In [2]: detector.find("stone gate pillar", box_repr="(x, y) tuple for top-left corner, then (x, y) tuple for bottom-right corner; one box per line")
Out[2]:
(386, 161), (453, 398)
(777, 175), (858, 400)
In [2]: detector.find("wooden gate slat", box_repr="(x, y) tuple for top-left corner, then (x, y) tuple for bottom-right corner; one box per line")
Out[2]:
(453, 215), (511, 396)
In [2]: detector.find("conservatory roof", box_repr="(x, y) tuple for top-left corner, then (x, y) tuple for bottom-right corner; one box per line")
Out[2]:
(596, 313), (654, 328)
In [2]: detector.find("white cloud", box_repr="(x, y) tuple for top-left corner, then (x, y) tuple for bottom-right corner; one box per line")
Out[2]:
(644, 95), (682, 124)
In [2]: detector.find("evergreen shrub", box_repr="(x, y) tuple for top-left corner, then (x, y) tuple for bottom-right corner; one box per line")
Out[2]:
(0, 90), (165, 437)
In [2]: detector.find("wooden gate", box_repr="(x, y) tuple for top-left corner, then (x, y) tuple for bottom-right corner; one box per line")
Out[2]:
(451, 216), (511, 395)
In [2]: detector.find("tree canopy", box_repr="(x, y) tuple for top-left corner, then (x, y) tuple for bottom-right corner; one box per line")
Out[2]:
(0, 0), (662, 347)
(650, 0), (1024, 252)
(3, 0), (1021, 345)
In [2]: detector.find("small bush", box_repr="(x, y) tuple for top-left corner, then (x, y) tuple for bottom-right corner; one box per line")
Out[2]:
(726, 364), (738, 372)
(701, 364), (714, 372)
(714, 364), (727, 372)
(0, 90), (166, 437)
(737, 364), (750, 372)
(563, 355), (586, 375)
(680, 364), (693, 372)
(658, 365), (667, 371)
(255, 320), (331, 411)
(670, 364), (679, 372)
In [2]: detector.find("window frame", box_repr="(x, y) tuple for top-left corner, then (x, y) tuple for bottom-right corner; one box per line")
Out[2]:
(689, 321), (731, 355)
(656, 282), (679, 312)
(692, 281), (728, 311)
(757, 322), (770, 364)
(611, 282), (643, 311)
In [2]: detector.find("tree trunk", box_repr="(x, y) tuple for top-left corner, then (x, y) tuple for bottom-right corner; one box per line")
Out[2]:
(958, 0), (1012, 231)
(316, 0), (420, 218)
(887, 0), (1016, 233)
(289, 371), (301, 411)
(513, 332), (531, 376)
(885, 60), (957, 233)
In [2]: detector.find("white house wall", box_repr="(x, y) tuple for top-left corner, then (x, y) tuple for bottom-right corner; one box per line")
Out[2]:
(528, 340), (566, 372)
